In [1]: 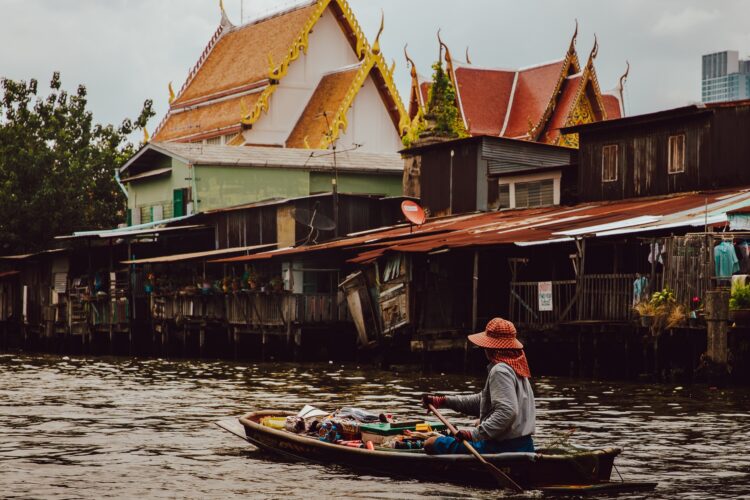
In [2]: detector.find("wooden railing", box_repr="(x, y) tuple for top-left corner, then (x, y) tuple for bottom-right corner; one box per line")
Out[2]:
(578, 274), (637, 322)
(151, 292), (350, 328)
(88, 299), (130, 326)
(509, 280), (576, 329)
(510, 273), (640, 329)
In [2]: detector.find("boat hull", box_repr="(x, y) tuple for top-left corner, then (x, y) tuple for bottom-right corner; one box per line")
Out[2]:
(225, 410), (639, 490)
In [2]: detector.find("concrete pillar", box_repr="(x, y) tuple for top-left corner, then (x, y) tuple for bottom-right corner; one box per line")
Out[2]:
(705, 290), (730, 365)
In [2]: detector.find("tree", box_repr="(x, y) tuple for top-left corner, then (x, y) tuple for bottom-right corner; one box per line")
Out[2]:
(402, 60), (467, 146)
(0, 72), (154, 254)
(425, 61), (467, 138)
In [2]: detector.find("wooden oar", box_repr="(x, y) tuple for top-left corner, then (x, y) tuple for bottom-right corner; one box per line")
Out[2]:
(427, 404), (523, 493)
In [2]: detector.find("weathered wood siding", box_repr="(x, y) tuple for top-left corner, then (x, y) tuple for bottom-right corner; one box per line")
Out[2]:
(578, 105), (750, 202)
(578, 113), (711, 201)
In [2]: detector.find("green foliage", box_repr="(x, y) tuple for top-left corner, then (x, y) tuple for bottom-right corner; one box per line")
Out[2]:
(650, 288), (676, 307)
(730, 284), (750, 310)
(425, 61), (467, 138)
(0, 73), (154, 254)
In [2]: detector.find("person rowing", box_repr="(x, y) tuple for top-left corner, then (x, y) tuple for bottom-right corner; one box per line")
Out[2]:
(422, 317), (536, 455)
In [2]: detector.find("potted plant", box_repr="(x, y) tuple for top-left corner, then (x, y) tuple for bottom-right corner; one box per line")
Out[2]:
(634, 300), (656, 327)
(269, 276), (284, 293)
(729, 284), (750, 326)
(688, 296), (703, 328)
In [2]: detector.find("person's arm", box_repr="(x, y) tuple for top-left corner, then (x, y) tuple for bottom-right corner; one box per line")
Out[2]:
(473, 366), (518, 441)
(444, 392), (482, 417)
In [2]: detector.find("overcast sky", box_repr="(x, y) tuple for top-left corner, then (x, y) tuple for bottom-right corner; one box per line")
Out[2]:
(2, 0), (748, 134)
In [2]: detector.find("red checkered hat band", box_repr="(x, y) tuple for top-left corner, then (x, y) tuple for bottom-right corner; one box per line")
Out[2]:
(468, 317), (523, 349)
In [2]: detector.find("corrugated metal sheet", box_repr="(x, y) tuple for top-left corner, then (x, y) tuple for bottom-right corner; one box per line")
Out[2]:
(213, 187), (750, 265)
(127, 142), (403, 174)
(483, 139), (574, 175)
(122, 244), (275, 265)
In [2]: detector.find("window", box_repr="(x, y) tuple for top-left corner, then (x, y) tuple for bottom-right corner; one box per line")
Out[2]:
(601, 144), (619, 182)
(668, 134), (685, 174)
(515, 179), (554, 208)
(498, 184), (510, 209)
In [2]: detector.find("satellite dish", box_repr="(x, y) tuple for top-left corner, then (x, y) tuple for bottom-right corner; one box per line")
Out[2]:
(401, 200), (426, 226)
(293, 204), (336, 245)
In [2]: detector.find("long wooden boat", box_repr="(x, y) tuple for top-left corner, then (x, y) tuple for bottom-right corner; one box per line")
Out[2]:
(217, 410), (657, 495)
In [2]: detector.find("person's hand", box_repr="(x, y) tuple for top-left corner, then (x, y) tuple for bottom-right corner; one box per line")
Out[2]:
(421, 394), (446, 409)
(455, 430), (474, 442)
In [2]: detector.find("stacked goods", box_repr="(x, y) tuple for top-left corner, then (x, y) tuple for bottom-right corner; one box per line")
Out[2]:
(260, 406), (447, 451)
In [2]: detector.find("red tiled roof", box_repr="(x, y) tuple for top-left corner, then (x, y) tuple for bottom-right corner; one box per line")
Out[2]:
(602, 93), (623, 120)
(544, 75), (582, 142)
(503, 61), (567, 138)
(454, 66), (516, 136)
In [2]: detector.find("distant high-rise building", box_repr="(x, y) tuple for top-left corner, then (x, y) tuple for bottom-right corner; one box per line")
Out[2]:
(702, 50), (750, 103)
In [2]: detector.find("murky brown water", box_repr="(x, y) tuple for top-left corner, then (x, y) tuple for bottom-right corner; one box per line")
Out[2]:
(1, 353), (749, 499)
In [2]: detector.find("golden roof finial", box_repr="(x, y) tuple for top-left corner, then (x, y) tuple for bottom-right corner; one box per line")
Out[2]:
(437, 29), (451, 66)
(619, 60), (630, 91)
(372, 9), (385, 55)
(219, 0), (233, 29)
(570, 19), (578, 51)
(590, 34), (599, 61)
(465, 46), (472, 65)
(143, 127), (150, 144)
(168, 82), (175, 104)
(404, 44), (417, 79)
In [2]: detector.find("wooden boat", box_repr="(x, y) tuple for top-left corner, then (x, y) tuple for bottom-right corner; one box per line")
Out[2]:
(217, 410), (657, 495)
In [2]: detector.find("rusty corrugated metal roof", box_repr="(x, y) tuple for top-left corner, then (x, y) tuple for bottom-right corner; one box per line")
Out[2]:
(212, 188), (750, 265)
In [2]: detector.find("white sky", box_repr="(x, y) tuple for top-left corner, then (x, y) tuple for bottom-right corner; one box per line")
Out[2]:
(2, 0), (749, 132)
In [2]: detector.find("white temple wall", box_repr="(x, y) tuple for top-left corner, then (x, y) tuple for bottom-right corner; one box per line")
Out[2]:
(336, 75), (402, 153)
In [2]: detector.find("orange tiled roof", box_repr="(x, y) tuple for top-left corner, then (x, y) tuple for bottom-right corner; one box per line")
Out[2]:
(454, 65), (516, 136)
(286, 66), (361, 148)
(173, 3), (319, 106)
(154, 93), (260, 142)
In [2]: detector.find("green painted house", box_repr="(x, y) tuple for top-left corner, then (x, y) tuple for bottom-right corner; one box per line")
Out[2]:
(119, 143), (403, 225)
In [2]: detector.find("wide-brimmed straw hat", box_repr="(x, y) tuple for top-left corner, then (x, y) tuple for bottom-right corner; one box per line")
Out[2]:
(468, 317), (523, 349)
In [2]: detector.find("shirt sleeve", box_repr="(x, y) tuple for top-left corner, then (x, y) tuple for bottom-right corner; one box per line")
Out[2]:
(444, 392), (481, 417)
(474, 366), (518, 441)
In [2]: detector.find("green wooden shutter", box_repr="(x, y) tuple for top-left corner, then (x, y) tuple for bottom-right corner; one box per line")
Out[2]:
(126, 208), (132, 226)
(173, 189), (184, 217)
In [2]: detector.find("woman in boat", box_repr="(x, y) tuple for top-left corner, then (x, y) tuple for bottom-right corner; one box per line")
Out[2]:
(422, 317), (536, 455)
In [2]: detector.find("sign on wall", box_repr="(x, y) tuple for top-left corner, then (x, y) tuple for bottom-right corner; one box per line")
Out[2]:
(538, 281), (553, 312)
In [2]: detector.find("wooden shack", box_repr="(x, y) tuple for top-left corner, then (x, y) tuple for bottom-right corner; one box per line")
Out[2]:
(566, 100), (750, 202)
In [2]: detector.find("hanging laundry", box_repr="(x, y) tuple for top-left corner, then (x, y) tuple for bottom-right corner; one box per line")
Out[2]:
(648, 242), (664, 265)
(633, 275), (649, 306)
(738, 241), (750, 274)
(714, 240), (740, 278)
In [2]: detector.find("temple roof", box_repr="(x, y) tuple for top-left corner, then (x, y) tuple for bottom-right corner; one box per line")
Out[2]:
(453, 65), (516, 136)
(172, 2), (318, 107)
(287, 66), (361, 148)
(503, 60), (569, 138)
(152, 0), (408, 146)
(406, 26), (626, 147)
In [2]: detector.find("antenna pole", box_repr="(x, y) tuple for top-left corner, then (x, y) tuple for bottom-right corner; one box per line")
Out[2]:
(241, 0), (244, 23)
(333, 142), (339, 237)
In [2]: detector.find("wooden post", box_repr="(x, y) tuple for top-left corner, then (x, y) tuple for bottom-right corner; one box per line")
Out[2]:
(471, 250), (479, 332)
(705, 290), (730, 365)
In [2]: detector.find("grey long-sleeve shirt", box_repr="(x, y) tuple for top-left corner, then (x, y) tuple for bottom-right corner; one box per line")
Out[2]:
(444, 363), (536, 442)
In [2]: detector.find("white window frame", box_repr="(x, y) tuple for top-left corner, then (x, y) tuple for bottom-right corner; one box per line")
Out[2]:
(601, 144), (619, 182)
(668, 134), (686, 174)
(497, 171), (562, 209)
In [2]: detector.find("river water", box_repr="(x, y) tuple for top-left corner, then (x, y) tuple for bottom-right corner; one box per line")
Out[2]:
(1, 354), (748, 499)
